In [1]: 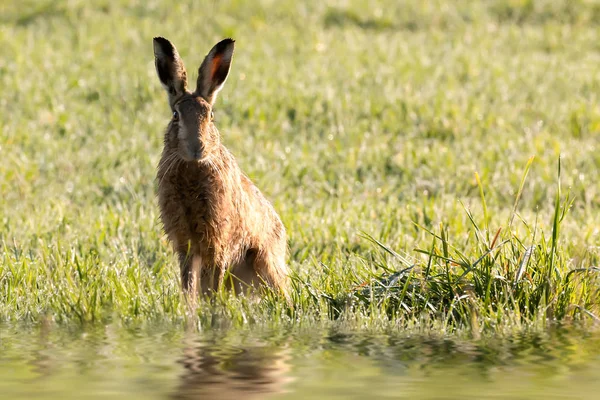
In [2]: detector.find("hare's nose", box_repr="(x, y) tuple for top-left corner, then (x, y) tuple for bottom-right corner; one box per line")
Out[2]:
(193, 149), (202, 160)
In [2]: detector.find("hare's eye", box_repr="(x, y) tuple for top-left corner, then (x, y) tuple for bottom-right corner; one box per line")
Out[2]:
(210, 111), (214, 121)
(172, 111), (179, 120)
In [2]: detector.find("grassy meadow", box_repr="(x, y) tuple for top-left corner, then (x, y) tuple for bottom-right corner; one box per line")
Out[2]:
(1, 0), (599, 334)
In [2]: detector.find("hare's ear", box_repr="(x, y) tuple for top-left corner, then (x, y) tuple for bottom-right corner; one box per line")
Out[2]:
(195, 38), (235, 105)
(153, 37), (188, 104)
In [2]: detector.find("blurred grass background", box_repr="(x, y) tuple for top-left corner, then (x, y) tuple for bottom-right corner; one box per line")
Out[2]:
(0, 0), (599, 329)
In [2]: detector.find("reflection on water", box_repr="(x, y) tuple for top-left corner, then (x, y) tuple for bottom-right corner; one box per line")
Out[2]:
(173, 335), (290, 400)
(1, 322), (600, 399)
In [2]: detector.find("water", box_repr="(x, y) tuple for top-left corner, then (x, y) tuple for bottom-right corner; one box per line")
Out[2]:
(1, 323), (600, 399)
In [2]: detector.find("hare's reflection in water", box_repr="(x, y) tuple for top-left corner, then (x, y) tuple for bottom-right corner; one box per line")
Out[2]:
(172, 336), (291, 400)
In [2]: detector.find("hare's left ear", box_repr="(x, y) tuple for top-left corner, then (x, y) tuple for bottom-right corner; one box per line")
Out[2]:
(195, 38), (235, 105)
(153, 37), (188, 106)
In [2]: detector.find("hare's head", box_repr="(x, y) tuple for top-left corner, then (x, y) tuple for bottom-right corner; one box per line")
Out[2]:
(153, 37), (234, 162)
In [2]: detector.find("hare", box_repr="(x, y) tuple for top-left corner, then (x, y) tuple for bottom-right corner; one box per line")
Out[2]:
(153, 37), (289, 298)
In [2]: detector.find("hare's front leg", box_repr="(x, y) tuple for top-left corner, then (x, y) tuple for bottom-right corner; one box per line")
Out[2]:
(199, 266), (225, 295)
(178, 251), (201, 300)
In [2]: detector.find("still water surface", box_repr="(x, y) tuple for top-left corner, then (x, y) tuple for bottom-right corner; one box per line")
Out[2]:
(1, 323), (599, 399)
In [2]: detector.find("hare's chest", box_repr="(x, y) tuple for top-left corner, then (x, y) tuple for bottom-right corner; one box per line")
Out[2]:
(158, 174), (214, 233)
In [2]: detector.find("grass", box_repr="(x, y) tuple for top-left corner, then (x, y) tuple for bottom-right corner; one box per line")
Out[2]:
(0, 0), (599, 334)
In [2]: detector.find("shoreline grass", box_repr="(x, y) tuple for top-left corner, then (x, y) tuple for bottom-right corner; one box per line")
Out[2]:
(2, 158), (598, 334)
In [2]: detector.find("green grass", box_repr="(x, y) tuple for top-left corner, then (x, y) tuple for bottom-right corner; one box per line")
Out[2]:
(1, 0), (599, 334)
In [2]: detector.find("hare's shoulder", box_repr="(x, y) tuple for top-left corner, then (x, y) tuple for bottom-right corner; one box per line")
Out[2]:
(239, 172), (284, 229)
(240, 173), (266, 201)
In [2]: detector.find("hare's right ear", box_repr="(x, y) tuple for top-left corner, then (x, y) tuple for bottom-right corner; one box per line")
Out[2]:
(195, 39), (235, 105)
(153, 37), (188, 105)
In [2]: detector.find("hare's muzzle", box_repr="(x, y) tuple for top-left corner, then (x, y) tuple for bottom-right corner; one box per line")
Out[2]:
(182, 143), (204, 162)
(192, 148), (203, 161)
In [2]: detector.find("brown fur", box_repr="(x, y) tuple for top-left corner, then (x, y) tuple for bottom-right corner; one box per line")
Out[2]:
(153, 37), (288, 298)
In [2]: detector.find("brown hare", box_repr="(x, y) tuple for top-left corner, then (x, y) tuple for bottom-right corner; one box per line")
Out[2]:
(153, 37), (289, 299)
